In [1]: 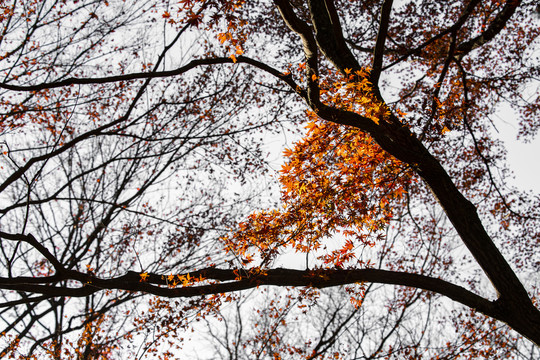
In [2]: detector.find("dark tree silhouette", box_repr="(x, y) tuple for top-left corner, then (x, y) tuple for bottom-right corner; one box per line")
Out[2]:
(0, 0), (539, 358)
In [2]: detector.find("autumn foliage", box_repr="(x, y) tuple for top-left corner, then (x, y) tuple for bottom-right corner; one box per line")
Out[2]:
(0, 0), (539, 358)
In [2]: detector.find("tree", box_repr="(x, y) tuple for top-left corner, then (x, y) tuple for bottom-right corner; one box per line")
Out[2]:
(0, 0), (539, 358)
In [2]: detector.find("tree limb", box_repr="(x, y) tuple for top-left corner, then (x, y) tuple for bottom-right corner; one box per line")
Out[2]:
(455, 0), (521, 59)
(0, 267), (500, 322)
(274, 0), (320, 104)
(370, 0), (394, 89)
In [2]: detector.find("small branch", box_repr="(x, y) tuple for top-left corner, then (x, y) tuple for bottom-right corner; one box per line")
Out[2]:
(0, 67), (155, 194)
(0, 232), (64, 272)
(0, 295), (52, 308)
(383, 0), (482, 70)
(454, 60), (535, 220)
(420, 30), (459, 141)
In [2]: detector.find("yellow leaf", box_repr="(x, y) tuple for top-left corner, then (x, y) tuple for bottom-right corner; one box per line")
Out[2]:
(139, 272), (149, 282)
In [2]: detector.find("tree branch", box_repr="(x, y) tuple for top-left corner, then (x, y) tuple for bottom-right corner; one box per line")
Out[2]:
(274, 0), (320, 104)
(307, 0), (361, 73)
(0, 57), (279, 92)
(382, 0), (482, 70)
(0, 267), (500, 321)
(0, 232), (64, 272)
(456, 0), (521, 59)
(370, 0), (394, 89)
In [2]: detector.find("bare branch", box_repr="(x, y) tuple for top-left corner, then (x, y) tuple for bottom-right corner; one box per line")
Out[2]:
(0, 232), (64, 272)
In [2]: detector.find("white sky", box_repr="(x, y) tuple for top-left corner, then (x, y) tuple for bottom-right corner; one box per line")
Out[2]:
(495, 110), (540, 193)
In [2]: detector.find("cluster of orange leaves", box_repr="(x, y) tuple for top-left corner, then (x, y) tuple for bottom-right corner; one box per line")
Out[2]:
(139, 272), (206, 288)
(223, 68), (413, 268)
(321, 68), (391, 124)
